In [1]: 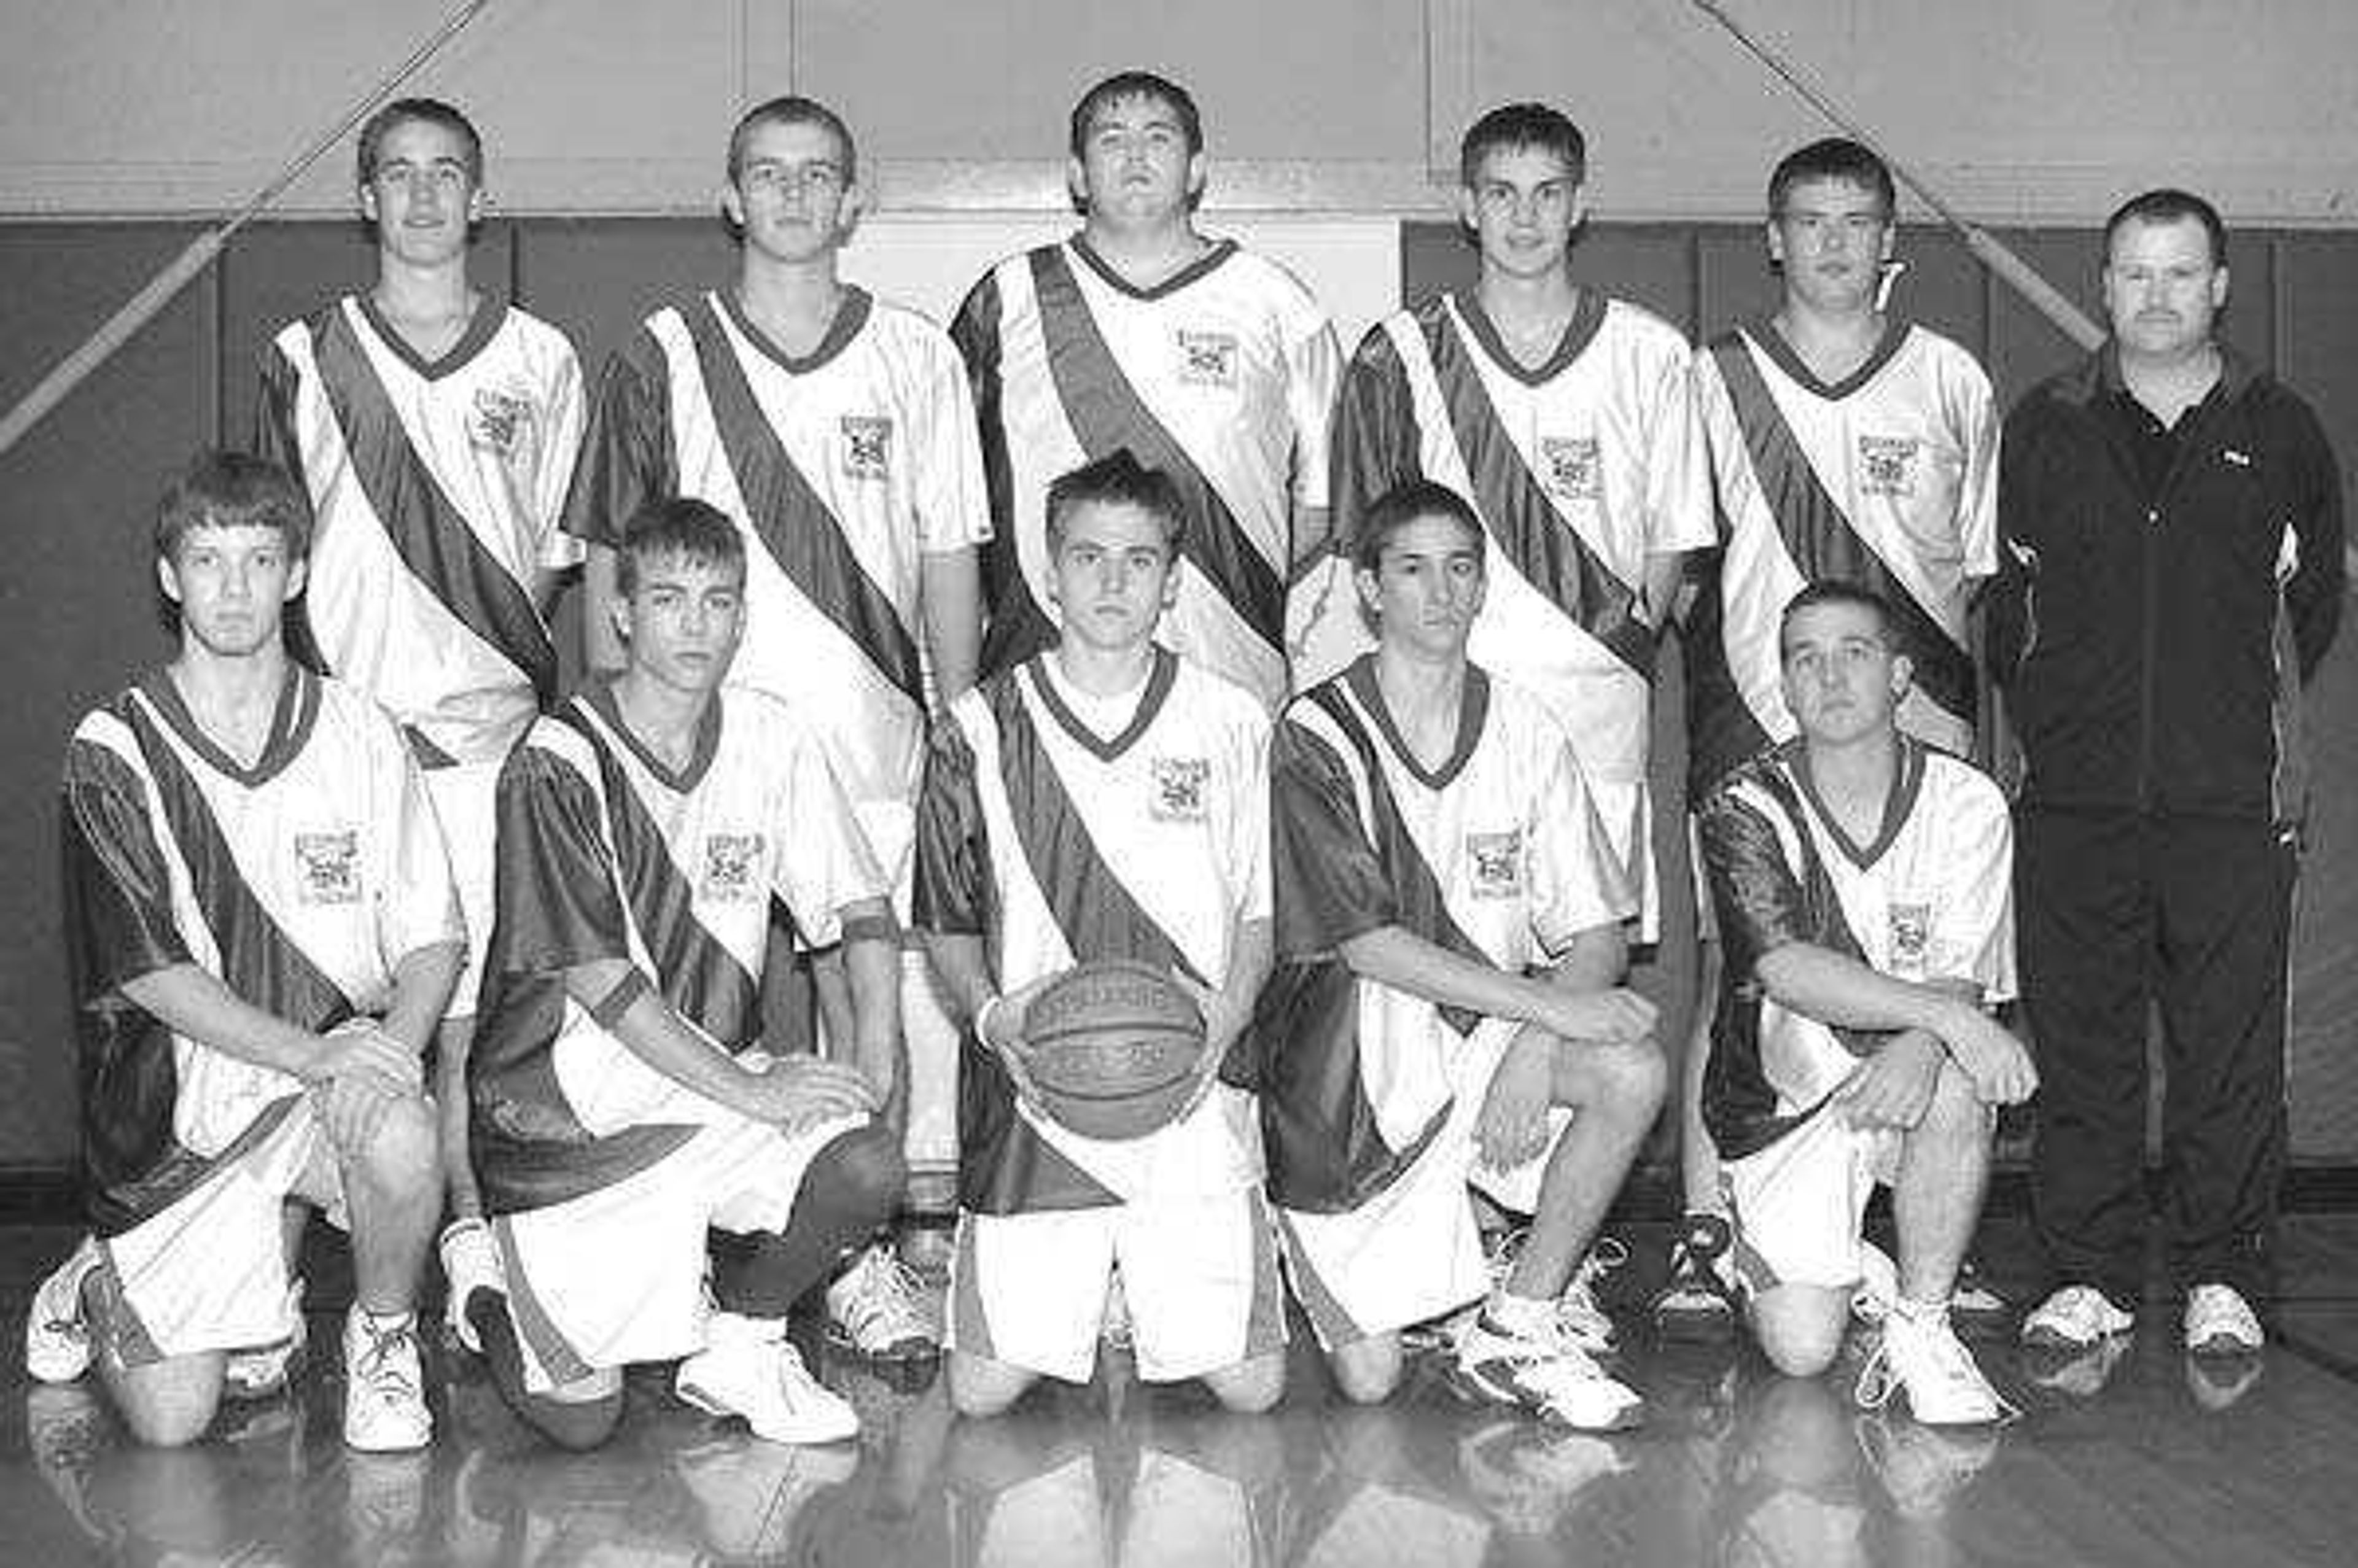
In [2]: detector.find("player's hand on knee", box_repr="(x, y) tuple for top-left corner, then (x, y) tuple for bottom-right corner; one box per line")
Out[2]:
(1834, 1031), (1940, 1130)
(1942, 1012), (2039, 1106)
(744, 1054), (879, 1133)
(314, 1068), (406, 1156)
(1475, 1028), (1554, 1170)
(315, 1018), (422, 1092)
(1538, 987), (1657, 1047)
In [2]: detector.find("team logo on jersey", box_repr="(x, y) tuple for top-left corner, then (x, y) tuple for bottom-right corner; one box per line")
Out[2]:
(839, 416), (893, 481)
(1176, 330), (1239, 389)
(1466, 829), (1524, 898)
(469, 384), (534, 457)
(1540, 437), (1603, 502)
(701, 833), (767, 902)
(1858, 435), (1921, 497)
(1149, 756), (1211, 822)
(1887, 902), (1932, 978)
(293, 829), (362, 905)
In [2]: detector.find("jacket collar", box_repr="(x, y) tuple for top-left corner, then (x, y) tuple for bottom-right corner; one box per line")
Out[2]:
(2056, 339), (2263, 409)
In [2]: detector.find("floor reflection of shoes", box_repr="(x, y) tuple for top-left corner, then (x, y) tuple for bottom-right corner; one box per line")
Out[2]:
(1853, 1410), (2000, 1519)
(1458, 1417), (1633, 1535)
(1646, 1345), (1740, 1440)
(2021, 1334), (2132, 1400)
(343, 1450), (431, 1561)
(25, 1382), (109, 1537)
(2184, 1350), (2264, 1413)
(674, 1430), (859, 1559)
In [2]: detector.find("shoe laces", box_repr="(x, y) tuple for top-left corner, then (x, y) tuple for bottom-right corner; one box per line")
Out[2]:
(351, 1317), (420, 1402)
(844, 1249), (930, 1331)
(1858, 1313), (2015, 1421)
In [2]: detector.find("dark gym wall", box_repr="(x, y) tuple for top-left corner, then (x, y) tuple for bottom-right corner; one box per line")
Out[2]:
(2, 215), (2355, 1173)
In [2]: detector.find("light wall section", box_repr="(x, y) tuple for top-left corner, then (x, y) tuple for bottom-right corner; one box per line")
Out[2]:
(2, 1), (2356, 223)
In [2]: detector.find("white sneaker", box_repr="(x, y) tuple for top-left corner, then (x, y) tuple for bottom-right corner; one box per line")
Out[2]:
(343, 1309), (431, 1452)
(1850, 1241), (1899, 1326)
(1857, 1306), (2013, 1426)
(225, 1279), (306, 1400)
(1452, 1302), (1644, 1431)
(438, 1218), (505, 1354)
(677, 1313), (858, 1445)
(25, 1237), (103, 1384)
(2020, 1285), (2134, 1349)
(2182, 1283), (2264, 1357)
(823, 1243), (940, 1362)
(1554, 1238), (1626, 1355)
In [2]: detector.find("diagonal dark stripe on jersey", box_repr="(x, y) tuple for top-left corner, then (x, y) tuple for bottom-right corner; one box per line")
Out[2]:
(566, 707), (762, 1052)
(121, 691), (356, 1036)
(1027, 247), (1286, 643)
(1681, 546), (1776, 796)
(310, 309), (559, 704)
(951, 272), (1056, 677)
(986, 668), (1206, 987)
(1307, 681), (1485, 1036)
(1424, 311), (1656, 676)
(1702, 758), (1878, 1160)
(684, 300), (924, 706)
(1709, 334), (1975, 720)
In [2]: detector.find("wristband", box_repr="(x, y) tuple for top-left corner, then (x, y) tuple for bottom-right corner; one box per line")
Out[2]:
(590, 968), (652, 1030)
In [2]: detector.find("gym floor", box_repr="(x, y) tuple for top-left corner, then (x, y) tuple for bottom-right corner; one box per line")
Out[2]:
(4, 1213), (2357, 1567)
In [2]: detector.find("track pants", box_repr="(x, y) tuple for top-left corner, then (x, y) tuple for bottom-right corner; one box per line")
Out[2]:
(2016, 809), (2296, 1306)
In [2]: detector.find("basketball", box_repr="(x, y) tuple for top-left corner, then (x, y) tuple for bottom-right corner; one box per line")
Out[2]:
(1020, 960), (1207, 1141)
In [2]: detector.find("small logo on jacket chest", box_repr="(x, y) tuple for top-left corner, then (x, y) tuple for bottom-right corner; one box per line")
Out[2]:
(293, 829), (362, 905)
(1149, 756), (1211, 821)
(1541, 437), (1602, 501)
(1887, 901), (1932, 977)
(839, 416), (893, 481)
(1176, 330), (1239, 389)
(1858, 435), (1921, 497)
(1466, 828), (1525, 898)
(469, 384), (535, 457)
(702, 833), (767, 901)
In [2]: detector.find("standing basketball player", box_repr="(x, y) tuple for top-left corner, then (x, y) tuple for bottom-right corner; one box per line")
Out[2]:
(1324, 102), (1712, 932)
(251, 98), (586, 1366)
(952, 69), (1342, 710)
(1698, 583), (2032, 1424)
(566, 95), (990, 1359)
(462, 498), (908, 1450)
(1667, 138), (2001, 1337)
(916, 451), (1283, 1416)
(33, 452), (462, 1450)
(1261, 478), (1664, 1430)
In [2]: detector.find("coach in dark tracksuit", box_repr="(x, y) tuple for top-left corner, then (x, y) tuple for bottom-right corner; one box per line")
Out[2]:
(1987, 189), (2343, 1358)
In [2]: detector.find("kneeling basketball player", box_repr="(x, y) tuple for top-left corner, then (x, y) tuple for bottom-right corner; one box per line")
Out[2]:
(1259, 478), (1664, 1430)
(916, 451), (1283, 1416)
(462, 497), (907, 1449)
(1697, 583), (2033, 1423)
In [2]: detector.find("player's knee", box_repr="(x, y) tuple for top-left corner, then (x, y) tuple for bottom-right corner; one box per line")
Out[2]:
(947, 1351), (1032, 1418)
(1571, 1035), (1667, 1120)
(109, 1362), (225, 1448)
(1749, 1292), (1846, 1379)
(352, 1092), (440, 1197)
(1327, 1335), (1403, 1405)
(1920, 1058), (1984, 1137)
(531, 1388), (625, 1452)
(1205, 1351), (1286, 1414)
(816, 1123), (906, 1230)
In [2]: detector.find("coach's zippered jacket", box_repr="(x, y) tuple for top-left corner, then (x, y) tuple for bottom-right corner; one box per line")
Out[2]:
(1986, 344), (2343, 821)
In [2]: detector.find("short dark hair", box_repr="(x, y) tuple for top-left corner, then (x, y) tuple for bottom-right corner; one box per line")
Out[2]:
(1045, 450), (1187, 556)
(1778, 580), (1901, 657)
(615, 497), (745, 596)
(1068, 71), (1203, 160)
(1352, 478), (1485, 575)
(1767, 138), (1894, 220)
(155, 449), (312, 566)
(726, 95), (858, 186)
(2104, 187), (2227, 268)
(1458, 103), (1586, 188)
(356, 97), (483, 187)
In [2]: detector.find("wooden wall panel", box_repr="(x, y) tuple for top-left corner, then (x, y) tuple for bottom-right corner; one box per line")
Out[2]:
(0, 225), (214, 1165)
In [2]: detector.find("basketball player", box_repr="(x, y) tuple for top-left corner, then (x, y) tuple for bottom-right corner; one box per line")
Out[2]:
(1324, 102), (1713, 931)
(1261, 477), (1663, 1430)
(951, 69), (1342, 710)
(1665, 138), (2001, 1337)
(251, 97), (585, 1370)
(915, 451), (1283, 1416)
(461, 497), (907, 1450)
(566, 95), (989, 1358)
(1698, 583), (2031, 1424)
(33, 451), (462, 1450)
